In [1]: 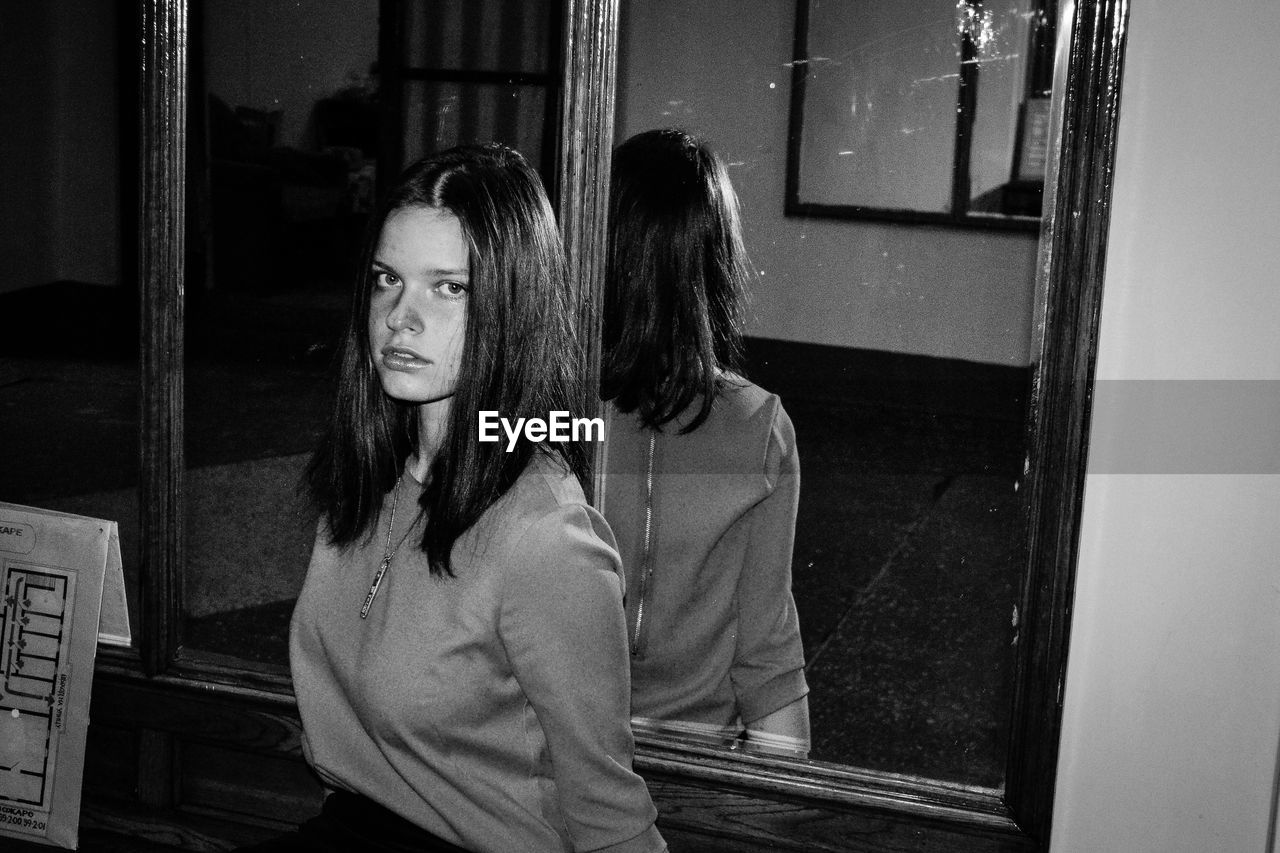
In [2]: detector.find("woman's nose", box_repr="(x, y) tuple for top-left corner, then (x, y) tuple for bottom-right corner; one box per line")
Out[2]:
(386, 293), (422, 332)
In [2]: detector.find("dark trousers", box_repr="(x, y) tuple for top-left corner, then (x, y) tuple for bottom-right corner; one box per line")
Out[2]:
(234, 790), (472, 852)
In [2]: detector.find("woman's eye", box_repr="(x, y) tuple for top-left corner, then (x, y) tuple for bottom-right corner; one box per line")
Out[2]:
(375, 272), (400, 288)
(440, 281), (468, 297)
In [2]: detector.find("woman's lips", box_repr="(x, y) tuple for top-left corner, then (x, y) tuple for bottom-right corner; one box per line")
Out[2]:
(381, 346), (430, 372)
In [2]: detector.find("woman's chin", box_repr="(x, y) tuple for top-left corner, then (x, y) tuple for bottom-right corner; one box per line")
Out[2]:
(378, 378), (455, 407)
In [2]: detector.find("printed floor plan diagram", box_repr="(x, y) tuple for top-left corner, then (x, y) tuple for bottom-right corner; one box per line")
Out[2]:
(0, 564), (74, 813)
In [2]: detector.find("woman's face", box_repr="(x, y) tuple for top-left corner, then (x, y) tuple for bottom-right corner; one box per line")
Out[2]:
(368, 206), (470, 406)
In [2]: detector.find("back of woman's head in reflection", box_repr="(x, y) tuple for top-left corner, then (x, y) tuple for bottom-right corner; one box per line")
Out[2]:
(603, 128), (749, 433)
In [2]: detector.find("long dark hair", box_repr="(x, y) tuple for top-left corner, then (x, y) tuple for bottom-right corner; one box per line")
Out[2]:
(602, 128), (749, 433)
(306, 143), (590, 576)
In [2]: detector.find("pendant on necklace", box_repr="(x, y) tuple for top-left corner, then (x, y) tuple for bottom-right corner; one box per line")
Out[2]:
(360, 556), (392, 619)
(362, 478), (403, 619)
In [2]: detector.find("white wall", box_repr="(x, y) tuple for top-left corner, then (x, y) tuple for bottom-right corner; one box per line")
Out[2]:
(1052, 2), (1280, 851)
(617, 0), (1039, 365)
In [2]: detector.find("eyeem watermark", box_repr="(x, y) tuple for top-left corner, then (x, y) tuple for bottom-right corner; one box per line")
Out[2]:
(478, 411), (604, 451)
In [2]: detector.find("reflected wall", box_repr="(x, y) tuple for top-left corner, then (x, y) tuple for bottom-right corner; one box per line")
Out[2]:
(618, 0), (1039, 365)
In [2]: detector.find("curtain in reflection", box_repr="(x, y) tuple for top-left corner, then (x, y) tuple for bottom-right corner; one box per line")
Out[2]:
(402, 0), (555, 171)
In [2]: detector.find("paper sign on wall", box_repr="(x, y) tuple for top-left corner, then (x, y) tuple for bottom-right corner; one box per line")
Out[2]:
(0, 502), (129, 850)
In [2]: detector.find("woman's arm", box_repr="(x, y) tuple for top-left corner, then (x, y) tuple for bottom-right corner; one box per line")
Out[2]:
(744, 695), (811, 757)
(500, 503), (666, 853)
(731, 400), (810, 754)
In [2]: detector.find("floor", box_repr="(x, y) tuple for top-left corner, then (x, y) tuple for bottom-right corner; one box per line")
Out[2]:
(1, 282), (1026, 791)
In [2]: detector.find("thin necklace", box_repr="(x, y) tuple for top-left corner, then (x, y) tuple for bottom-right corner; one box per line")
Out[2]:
(359, 478), (412, 619)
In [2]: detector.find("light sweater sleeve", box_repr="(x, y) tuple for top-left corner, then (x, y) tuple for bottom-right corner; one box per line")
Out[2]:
(730, 400), (810, 724)
(499, 503), (666, 853)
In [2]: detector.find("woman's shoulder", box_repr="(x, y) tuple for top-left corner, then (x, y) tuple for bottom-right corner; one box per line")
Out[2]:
(665, 375), (789, 452)
(693, 377), (797, 484)
(605, 375), (788, 438)
(474, 451), (617, 561)
(509, 449), (590, 518)
(713, 374), (783, 425)
(467, 454), (621, 603)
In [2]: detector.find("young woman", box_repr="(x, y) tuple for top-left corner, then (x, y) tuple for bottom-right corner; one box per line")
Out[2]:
(602, 129), (810, 757)
(253, 144), (665, 853)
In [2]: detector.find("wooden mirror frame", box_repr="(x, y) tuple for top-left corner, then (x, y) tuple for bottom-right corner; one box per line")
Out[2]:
(96, 0), (1129, 849)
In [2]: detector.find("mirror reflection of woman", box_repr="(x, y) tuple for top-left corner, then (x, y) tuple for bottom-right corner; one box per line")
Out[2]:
(602, 129), (811, 757)
(242, 145), (665, 853)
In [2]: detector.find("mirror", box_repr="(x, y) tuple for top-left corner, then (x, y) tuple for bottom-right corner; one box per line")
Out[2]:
(166, 0), (1044, 789)
(611, 0), (1049, 788)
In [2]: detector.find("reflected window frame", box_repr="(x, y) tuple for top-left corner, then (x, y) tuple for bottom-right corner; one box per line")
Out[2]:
(784, 0), (1058, 231)
(383, 0), (565, 194)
